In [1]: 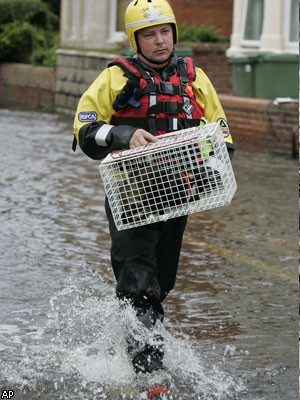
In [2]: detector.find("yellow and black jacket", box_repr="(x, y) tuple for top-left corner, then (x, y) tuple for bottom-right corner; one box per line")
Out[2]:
(73, 54), (234, 160)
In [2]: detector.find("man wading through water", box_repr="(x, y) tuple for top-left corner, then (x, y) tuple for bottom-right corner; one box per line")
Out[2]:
(73, 0), (234, 376)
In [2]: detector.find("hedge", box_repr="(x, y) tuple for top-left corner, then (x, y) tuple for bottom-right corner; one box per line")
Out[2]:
(0, 0), (59, 65)
(0, 0), (58, 29)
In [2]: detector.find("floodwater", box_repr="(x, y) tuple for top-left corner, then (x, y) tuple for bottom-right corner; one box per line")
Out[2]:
(0, 109), (298, 399)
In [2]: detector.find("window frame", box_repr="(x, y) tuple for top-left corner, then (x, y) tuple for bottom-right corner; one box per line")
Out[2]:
(109, 0), (127, 43)
(283, 0), (298, 49)
(241, 0), (264, 47)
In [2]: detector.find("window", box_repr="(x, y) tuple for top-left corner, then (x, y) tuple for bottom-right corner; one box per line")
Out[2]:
(109, 0), (127, 42)
(284, 0), (298, 47)
(242, 0), (264, 46)
(116, 0), (129, 32)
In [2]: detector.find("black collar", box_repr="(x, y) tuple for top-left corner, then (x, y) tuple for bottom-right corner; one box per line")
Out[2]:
(135, 53), (178, 80)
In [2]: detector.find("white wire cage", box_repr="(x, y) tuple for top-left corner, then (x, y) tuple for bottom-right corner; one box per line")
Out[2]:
(99, 122), (237, 231)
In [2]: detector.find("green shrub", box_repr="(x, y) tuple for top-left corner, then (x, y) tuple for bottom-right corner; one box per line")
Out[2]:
(178, 24), (227, 43)
(0, 21), (38, 63)
(0, 0), (58, 30)
(0, 20), (58, 65)
(30, 31), (59, 66)
(0, 0), (59, 65)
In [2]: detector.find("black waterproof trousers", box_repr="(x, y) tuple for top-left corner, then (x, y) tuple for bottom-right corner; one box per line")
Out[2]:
(105, 197), (187, 327)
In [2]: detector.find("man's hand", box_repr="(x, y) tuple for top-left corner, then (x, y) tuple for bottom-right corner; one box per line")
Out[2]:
(129, 129), (158, 148)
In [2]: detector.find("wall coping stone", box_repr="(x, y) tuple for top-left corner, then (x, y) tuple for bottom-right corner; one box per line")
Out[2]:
(56, 49), (119, 60)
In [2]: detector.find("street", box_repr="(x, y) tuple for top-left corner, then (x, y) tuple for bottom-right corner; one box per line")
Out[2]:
(0, 108), (298, 399)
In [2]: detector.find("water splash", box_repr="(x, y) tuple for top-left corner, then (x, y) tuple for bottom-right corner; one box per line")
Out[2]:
(1, 282), (245, 399)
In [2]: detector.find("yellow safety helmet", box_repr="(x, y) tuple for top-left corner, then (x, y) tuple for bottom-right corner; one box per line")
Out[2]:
(125, 0), (178, 53)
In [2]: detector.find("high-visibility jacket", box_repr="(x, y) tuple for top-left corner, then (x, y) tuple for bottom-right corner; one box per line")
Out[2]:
(73, 54), (233, 160)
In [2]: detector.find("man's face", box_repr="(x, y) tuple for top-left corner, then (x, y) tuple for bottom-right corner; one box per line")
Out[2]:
(136, 23), (174, 66)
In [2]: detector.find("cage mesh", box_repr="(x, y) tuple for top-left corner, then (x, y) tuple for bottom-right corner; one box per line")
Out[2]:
(99, 123), (237, 231)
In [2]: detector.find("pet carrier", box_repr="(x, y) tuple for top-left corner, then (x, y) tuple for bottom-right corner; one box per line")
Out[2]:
(99, 122), (237, 231)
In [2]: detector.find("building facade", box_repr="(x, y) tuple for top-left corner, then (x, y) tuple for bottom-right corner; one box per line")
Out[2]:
(227, 0), (298, 99)
(58, 0), (298, 102)
(227, 0), (298, 55)
(60, 0), (233, 50)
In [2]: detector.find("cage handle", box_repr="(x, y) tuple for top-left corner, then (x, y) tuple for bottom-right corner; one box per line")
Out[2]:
(110, 132), (202, 159)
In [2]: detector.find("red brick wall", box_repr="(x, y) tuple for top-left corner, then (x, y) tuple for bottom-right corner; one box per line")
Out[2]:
(192, 43), (232, 95)
(220, 95), (298, 158)
(169, 0), (233, 37)
(0, 63), (56, 111)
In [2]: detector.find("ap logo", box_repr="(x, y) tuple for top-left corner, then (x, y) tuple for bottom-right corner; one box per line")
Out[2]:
(1, 390), (14, 399)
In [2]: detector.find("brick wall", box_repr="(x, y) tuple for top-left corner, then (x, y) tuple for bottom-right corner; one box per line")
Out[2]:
(191, 43), (232, 94)
(0, 63), (56, 111)
(220, 95), (298, 158)
(0, 59), (298, 158)
(169, 0), (233, 37)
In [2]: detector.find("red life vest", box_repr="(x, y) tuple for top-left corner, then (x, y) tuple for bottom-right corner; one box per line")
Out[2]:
(108, 56), (204, 135)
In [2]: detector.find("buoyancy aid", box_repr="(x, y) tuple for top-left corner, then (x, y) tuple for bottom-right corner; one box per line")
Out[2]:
(108, 56), (205, 135)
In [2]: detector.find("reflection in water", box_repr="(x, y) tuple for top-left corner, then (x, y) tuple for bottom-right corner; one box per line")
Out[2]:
(0, 109), (298, 399)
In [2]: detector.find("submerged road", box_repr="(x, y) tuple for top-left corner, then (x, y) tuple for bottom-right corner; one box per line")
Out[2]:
(0, 108), (298, 399)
